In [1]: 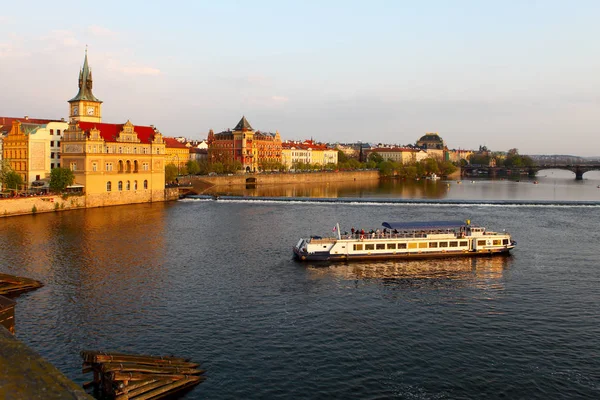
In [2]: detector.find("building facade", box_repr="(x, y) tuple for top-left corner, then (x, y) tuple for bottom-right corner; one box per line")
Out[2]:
(164, 137), (190, 173)
(416, 132), (447, 160)
(207, 116), (282, 172)
(1, 117), (66, 186)
(281, 140), (338, 170)
(366, 147), (428, 164)
(60, 51), (167, 206)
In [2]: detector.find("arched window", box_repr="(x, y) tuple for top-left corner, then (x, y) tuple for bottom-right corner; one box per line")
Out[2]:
(118, 181), (123, 191)
(126, 181), (130, 190)
(143, 180), (148, 189)
(126, 160), (131, 172)
(106, 181), (112, 192)
(118, 160), (124, 172)
(134, 180), (138, 190)
(134, 160), (139, 172)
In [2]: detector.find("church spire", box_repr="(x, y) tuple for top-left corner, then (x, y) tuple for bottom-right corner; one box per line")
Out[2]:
(69, 48), (102, 103)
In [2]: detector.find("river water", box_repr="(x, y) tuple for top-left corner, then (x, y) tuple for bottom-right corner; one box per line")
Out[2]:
(1, 170), (599, 399)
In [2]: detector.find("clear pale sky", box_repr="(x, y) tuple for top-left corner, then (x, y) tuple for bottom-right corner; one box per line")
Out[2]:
(1, 1), (599, 155)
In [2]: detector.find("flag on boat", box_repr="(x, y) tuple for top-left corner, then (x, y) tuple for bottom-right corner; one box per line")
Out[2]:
(332, 226), (337, 232)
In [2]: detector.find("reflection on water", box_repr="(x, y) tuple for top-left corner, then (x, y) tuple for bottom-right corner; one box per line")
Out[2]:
(306, 256), (512, 285)
(204, 173), (600, 202)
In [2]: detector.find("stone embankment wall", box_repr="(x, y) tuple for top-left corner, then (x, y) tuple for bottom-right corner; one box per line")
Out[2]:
(0, 188), (180, 218)
(0, 326), (92, 399)
(189, 170), (379, 190)
(0, 195), (86, 217)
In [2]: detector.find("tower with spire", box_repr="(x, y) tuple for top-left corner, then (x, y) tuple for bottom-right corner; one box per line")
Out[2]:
(68, 48), (102, 123)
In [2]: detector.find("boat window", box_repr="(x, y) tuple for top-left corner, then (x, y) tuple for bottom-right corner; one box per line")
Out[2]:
(387, 243), (396, 249)
(503, 239), (509, 245)
(477, 240), (486, 246)
(449, 241), (458, 247)
(439, 242), (448, 248)
(418, 242), (427, 248)
(398, 243), (407, 249)
(460, 241), (468, 247)
(365, 244), (375, 250)
(408, 243), (417, 249)
(429, 242), (438, 248)
(493, 240), (501, 246)
(376, 243), (385, 250)
(353, 244), (363, 251)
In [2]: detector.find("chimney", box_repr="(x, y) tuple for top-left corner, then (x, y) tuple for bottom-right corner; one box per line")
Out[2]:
(60, 117), (65, 122)
(24, 115), (29, 120)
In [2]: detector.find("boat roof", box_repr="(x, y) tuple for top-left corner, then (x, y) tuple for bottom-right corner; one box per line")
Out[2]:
(382, 220), (467, 230)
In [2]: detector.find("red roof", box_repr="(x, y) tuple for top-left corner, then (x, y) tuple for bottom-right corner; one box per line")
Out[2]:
(163, 137), (189, 149)
(282, 140), (332, 151)
(78, 121), (158, 144)
(0, 116), (63, 133)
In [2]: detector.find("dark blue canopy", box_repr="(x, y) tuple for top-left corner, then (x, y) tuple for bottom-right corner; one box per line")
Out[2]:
(382, 220), (467, 230)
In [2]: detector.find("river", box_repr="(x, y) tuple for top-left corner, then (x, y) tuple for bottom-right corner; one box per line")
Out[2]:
(1, 170), (599, 399)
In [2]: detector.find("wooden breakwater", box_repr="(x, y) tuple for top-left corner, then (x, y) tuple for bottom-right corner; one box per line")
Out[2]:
(81, 351), (206, 399)
(0, 272), (44, 334)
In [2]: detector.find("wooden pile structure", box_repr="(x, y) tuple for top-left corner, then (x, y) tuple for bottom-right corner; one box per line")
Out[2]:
(81, 350), (205, 399)
(0, 273), (44, 296)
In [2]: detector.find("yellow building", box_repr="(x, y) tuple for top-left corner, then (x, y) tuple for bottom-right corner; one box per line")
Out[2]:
(281, 140), (338, 170)
(1, 117), (67, 188)
(164, 137), (190, 173)
(60, 51), (167, 206)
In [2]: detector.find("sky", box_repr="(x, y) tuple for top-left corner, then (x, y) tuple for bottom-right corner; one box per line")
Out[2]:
(1, 0), (599, 155)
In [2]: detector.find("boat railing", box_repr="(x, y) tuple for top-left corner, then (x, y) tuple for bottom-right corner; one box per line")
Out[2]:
(340, 230), (461, 240)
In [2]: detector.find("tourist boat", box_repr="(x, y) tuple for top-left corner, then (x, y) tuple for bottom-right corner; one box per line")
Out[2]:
(293, 220), (516, 262)
(427, 173), (441, 180)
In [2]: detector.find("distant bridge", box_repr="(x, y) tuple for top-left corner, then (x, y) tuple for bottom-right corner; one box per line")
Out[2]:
(461, 164), (600, 180)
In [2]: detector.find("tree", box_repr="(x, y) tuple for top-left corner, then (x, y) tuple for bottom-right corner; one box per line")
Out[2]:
(4, 171), (24, 192)
(165, 163), (178, 182)
(337, 150), (349, 163)
(0, 160), (16, 190)
(368, 152), (384, 164)
(187, 160), (200, 175)
(49, 167), (75, 192)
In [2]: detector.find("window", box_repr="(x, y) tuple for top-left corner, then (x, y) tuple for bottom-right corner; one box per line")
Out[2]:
(126, 181), (130, 190)
(477, 240), (486, 246)
(365, 244), (375, 250)
(70, 162), (77, 171)
(429, 242), (438, 248)
(156, 148), (160, 154)
(376, 243), (385, 250)
(57, 130), (61, 136)
(50, 129), (54, 135)
(353, 244), (363, 251)
(92, 162), (97, 172)
(503, 239), (509, 245)
(51, 153), (55, 159)
(142, 162), (149, 171)
(106, 181), (112, 192)
(493, 240), (501, 246)
(143, 180), (148, 189)
(119, 147), (123, 154)
(449, 241), (458, 248)
(118, 181), (123, 191)
(387, 243), (396, 250)
(51, 163), (55, 169)
(439, 242), (448, 248)
(134, 147), (138, 154)
(460, 241), (468, 247)
(50, 141), (54, 147)
(418, 242), (427, 248)
(398, 243), (407, 249)
(134, 180), (138, 190)
(106, 163), (113, 171)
